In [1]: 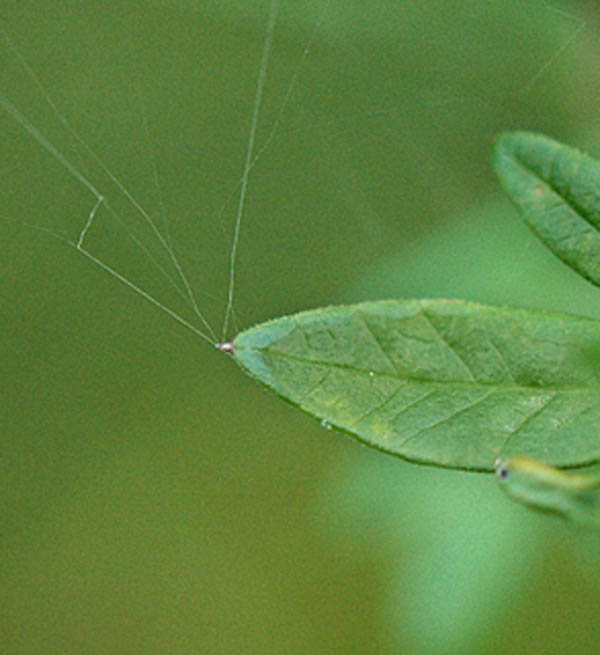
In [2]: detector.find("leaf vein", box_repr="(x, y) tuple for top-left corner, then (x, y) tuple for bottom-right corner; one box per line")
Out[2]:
(355, 310), (399, 375)
(389, 389), (438, 423)
(266, 349), (600, 392)
(486, 334), (515, 382)
(499, 392), (558, 456)
(397, 389), (496, 448)
(297, 367), (332, 404)
(348, 381), (409, 428)
(420, 308), (477, 382)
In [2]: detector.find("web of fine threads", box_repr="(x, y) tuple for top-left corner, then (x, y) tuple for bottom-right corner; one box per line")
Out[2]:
(0, 0), (586, 348)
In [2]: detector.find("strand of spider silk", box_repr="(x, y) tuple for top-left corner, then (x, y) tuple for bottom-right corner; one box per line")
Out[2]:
(222, 0), (281, 342)
(213, 0), (329, 251)
(1, 26), (212, 339)
(19, 218), (217, 346)
(0, 93), (217, 343)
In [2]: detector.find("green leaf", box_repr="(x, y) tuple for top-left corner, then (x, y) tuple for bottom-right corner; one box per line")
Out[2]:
(495, 455), (600, 528)
(231, 299), (600, 471)
(493, 131), (600, 286)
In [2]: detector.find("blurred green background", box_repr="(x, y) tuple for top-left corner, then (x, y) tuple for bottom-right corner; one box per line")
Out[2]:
(3, 1), (600, 653)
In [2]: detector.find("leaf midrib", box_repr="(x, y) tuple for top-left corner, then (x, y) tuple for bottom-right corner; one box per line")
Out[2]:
(250, 347), (600, 393)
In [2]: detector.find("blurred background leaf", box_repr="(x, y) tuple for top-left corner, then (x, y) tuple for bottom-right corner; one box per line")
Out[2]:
(3, 1), (600, 653)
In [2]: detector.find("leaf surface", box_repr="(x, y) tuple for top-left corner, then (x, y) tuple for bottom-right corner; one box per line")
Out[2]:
(233, 299), (600, 470)
(493, 131), (600, 286)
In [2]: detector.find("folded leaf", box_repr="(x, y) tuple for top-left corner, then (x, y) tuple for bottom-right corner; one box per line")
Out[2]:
(495, 455), (600, 528)
(493, 131), (600, 286)
(230, 299), (600, 470)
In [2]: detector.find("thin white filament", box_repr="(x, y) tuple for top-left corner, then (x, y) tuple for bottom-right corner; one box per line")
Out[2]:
(0, 26), (211, 338)
(222, 0), (281, 341)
